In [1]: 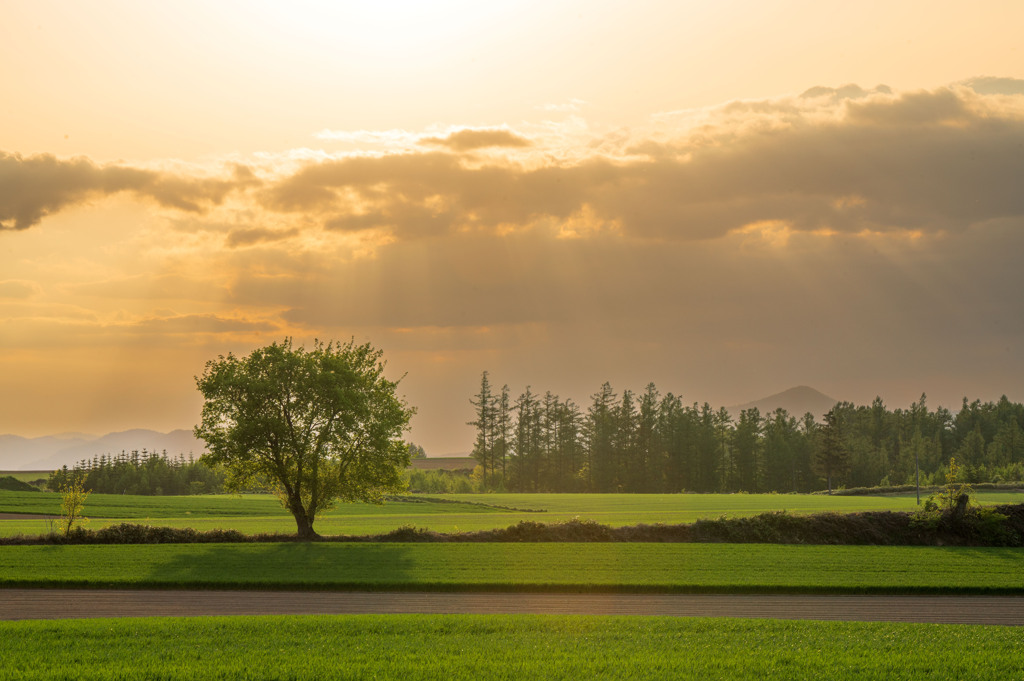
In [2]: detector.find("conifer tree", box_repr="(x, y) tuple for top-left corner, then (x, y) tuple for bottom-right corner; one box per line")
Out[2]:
(468, 371), (495, 487)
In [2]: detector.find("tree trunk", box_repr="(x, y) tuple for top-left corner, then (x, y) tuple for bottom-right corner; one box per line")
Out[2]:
(952, 493), (970, 521)
(290, 502), (319, 540)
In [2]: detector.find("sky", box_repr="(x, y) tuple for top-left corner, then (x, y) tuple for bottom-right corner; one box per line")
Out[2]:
(2, 0), (1024, 454)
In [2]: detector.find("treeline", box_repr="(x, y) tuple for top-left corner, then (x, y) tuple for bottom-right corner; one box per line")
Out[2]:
(406, 469), (479, 494)
(469, 372), (1024, 493)
(47, 450), (225, 495)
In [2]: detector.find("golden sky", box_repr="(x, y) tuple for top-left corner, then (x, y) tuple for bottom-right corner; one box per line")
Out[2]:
(2, 1), (1024, 453)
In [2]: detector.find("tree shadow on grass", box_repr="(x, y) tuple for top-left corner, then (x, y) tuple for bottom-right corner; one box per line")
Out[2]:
(143, 542), (417, 590)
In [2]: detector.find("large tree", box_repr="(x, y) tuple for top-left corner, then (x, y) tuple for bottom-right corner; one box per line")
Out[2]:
(194, 338), (414, 539)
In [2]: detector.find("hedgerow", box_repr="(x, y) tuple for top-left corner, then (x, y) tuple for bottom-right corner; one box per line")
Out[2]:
(4, 503), (1022, 546)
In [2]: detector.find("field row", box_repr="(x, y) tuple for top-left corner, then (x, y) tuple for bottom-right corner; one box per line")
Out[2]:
(3, 614), (1021, 680)
(2, 543), (1022, 593)
(2, 490), (1022, 538)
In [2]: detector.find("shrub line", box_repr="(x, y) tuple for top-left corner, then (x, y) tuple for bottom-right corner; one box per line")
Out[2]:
(3, 503), (1023, 547)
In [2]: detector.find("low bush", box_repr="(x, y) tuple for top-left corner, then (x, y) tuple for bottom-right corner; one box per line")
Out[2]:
(468, 518), (617, 542)
(374, 525), (449, 542)
(1, 523), (248, 545)
(817, 482), (1024, 496)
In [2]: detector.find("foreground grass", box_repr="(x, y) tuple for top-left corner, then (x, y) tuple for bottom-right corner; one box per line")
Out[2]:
(3, 615), (1022, 680)
(2, 490), (1021, 537)
(2, 543), (1021, 593)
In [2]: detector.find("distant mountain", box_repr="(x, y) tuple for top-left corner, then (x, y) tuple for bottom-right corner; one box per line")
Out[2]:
(727, 386), (838, 421)
(0, 429), (207, 471)
(51, 432), (99, 441)
(0, 434), (91, 471)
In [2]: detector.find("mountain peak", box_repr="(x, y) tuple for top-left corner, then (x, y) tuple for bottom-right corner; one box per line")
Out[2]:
(727, 386), (838, 420)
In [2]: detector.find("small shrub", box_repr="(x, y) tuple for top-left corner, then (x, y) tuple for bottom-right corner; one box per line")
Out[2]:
(929, 457), (974, 512)
(58, 475), (90, 537)
(961, 507), (1017, 546)
(377, 525), (445, 542)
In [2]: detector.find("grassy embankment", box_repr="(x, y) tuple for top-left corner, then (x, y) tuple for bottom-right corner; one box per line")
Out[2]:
(2, 542), (1022, 593)
(3, 615), (1022, 681)
(2, 490), (1021, 537)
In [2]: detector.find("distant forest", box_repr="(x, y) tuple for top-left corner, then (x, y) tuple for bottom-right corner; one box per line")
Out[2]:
(468, 373), (1024, 493)
(48, 450), (226, 495)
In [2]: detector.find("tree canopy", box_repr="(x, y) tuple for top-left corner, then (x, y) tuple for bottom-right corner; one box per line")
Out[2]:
(194, 338), (414, 538)
(469, 373), (1024, 494)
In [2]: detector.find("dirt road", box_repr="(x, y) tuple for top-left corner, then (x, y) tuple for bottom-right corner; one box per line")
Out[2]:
(3, 589), (1022, 624)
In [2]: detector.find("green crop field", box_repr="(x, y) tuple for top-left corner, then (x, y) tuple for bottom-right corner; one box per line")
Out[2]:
(2, 489), (1021, 538)
(0, 492), (508, 537)
(0, 472), (48, 485)
(2, 543), (1022, 593)
(2, 615), (1021, 681)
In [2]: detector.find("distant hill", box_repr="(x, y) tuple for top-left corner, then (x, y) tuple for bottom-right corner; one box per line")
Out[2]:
(727, 386), (838, 421)
(0, 429), (207, 471)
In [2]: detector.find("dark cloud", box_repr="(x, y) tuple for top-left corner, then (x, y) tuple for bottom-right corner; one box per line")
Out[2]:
(259, 86), (1024, 241)
(800, 84), (892, 100)
(262, 152), (463, 213)
(221, 216), (1024, 421)
(845, 88), (972, 126)
(419, 128), (532, 151)
(263, 152), (613, 239)
(6, 85), (1021, 244)
(223, 219), (1023, 338)
(603, 93), (1024, 238)
(962, 77), (1024, 96)
(0, 152), (252, 230)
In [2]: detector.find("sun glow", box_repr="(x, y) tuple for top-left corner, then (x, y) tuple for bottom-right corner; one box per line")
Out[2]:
(243, 0), (530, 68)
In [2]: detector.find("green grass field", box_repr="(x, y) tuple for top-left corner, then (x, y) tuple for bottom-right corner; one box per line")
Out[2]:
(2, 490), (1021, 537)
(2, 543), (1021, 593)
(3, 615), (1021, 681)
(0, 471), (48, 484)
(4, 491), (1022, 679)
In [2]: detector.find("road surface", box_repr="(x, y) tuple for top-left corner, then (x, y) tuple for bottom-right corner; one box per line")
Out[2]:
(3, 589), (1023, 624)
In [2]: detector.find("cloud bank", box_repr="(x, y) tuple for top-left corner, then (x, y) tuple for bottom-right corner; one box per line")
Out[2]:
(6, 82), (1024, 241)
(0, 153), (253, 230)
(3, 81), (1024, 451)
(256, 85), (1024, 243)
